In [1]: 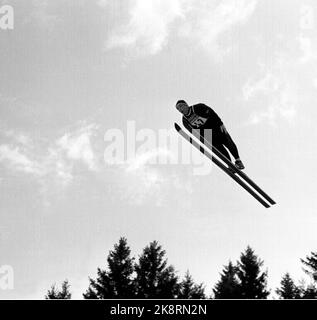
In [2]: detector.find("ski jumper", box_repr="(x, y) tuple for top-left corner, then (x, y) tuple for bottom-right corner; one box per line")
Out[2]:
(182, 103), (240, 162)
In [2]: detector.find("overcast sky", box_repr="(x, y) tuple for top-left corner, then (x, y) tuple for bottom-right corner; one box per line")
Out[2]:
(1, 0), (317, 299)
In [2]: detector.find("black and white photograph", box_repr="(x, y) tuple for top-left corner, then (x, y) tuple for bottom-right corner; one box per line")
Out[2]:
(0, 0), (317, 312)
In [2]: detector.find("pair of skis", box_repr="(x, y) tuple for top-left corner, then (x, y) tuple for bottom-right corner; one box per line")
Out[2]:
(175, 123), (276, 208)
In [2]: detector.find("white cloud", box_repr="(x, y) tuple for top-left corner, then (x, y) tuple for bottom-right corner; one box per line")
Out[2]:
(0, 123), (100, 194)
(126, 148), (175, 171)
(119, 165), (191, 208)
(113, 146), (194, 207)
(2, 129), (33, 147)
(106, 0), (185, 56)
(0, 145), (43, 175)
(56, 124), (99, 171)
(0, 141), (74, 188)
(121, 167), (164, 206)
(298, 35), (316, 65)
(243, 73), (280, 101)
(241, 3), (317, 126)
(114, 148), (174, 206)
(103, 0), (257, 60)
(242, 30), (317, 125)
(180, 0), (257, 60)
(0, 122), (102, 208)
(0, 124), (190, 208)
(45, 147), (74, 187)
(243, 71), (298, 126)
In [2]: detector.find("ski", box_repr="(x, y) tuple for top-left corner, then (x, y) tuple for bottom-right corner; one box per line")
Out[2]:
(175, 123), (272, 208)
(178, 123), (276, 206)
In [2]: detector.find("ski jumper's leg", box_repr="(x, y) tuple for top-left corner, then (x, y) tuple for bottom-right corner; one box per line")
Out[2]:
(192, 127), (234, 162)
(212, 129), (232, 162)
(213, 142), (232, 162)
(222, 131), (240, 160)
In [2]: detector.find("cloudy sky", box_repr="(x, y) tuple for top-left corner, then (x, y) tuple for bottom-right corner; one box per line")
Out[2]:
(1, 0), (317, 299)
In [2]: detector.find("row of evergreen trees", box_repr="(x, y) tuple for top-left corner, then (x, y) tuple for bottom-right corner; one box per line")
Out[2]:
(45, 238), (317, 299)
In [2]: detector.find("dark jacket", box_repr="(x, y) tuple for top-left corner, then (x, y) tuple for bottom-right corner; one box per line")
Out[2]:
(182, 103), (223, 131)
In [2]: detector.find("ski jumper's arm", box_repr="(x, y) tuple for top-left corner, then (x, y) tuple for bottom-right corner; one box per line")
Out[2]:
(195, 104), (223, 128)
(182, 116), (193, 132)
(196, 104), (229, 135)
(183, 103), (223, 129)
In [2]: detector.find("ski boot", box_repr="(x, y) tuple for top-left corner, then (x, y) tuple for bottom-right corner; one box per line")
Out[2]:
(235, 159), (245, 170)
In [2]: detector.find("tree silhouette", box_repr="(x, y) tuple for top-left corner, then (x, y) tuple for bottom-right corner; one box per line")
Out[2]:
(45, 240), (296, 300)
(134, 241), (179, 298)
(83, 268), (114, 299)
(45, 280), (71, 299)
(236, 246), (269, 299)
(276, 273), (301, 299)
(213, 261), (241, 299)
(83, 237), (135, 299)
(296, 279), (317, 299)
(300, 284), (317, 299)
(178, 271), (205, 299)
(301, 252), (317, 282)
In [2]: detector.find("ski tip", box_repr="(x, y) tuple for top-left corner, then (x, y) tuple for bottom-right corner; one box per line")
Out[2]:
(174, 123), (181, 131)
(266, 200), (277, 208)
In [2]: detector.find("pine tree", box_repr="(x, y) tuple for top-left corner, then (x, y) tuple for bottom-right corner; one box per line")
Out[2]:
(83, 268), (114, 299)
(134, 241), (179, 298)
(301, 252), (317, 282)
(178, 271), (205, 299)
(276, 273), (301, 299)
(297, 279), (317, 299)
(83, 237), (135, 299)
(45, 280), (71, 299)
(213, 261), (241, 299)
(301, 284), (317, 299)
(236, 246), (269, 299)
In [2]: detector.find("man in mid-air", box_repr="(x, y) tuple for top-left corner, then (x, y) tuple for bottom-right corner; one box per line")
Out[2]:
(176, 100), (245, 170)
